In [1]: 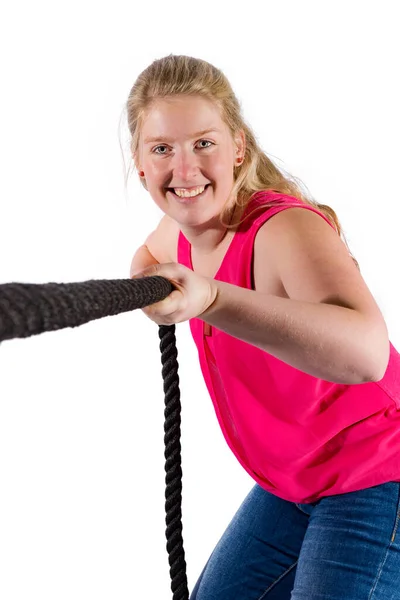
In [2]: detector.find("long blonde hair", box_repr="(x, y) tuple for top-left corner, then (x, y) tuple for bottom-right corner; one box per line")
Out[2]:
(122, 54), (359, 269)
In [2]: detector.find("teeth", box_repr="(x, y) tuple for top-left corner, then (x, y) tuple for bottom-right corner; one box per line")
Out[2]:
(173, 185), (206, 198)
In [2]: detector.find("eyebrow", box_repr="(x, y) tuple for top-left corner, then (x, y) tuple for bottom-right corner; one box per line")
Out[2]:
(143, 128), (222, 144)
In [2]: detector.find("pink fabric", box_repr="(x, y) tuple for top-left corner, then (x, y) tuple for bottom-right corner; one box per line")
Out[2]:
(177, 190), (400, 503)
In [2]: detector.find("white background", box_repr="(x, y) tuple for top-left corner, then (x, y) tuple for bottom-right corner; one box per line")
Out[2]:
(0, 1), (399, 598)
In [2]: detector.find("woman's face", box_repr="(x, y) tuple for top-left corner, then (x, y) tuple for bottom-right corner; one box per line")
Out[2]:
(135, 95), (245, 228)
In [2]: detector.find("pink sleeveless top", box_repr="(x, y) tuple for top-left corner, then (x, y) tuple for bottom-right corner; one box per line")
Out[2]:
(177, 190), (400, 503)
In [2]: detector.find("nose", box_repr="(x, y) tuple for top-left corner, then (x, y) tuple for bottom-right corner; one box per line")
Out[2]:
(171, 148), (201, 183)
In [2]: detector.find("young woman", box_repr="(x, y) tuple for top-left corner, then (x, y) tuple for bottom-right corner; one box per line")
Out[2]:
(126, 54), (400, 599)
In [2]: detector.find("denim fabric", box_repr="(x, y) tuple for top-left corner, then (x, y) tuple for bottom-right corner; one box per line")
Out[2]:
(189, 482), (400, 599)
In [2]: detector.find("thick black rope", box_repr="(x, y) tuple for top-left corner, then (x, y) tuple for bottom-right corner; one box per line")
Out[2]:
(0, 277), (189, 600)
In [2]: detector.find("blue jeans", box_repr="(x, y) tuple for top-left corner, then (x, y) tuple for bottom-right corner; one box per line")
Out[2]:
(189, 481), (400, 599)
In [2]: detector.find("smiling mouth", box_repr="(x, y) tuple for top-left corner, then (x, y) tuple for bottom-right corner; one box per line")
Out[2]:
(165, 183), (211, 199)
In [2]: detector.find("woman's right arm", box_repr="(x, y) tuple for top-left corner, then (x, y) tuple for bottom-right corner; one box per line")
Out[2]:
(129, 214), (176, 277)
(129, 243), (160, 277)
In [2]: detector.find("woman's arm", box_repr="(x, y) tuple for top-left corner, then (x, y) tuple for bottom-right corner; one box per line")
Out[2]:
(129, 214), (174, 276)
(130, 244), (160, 277)
(202, 282), (388, 384)
(201, 208), (389, 384)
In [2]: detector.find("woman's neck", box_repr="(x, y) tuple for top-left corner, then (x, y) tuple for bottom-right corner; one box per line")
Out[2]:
(181, 202), (245, 255)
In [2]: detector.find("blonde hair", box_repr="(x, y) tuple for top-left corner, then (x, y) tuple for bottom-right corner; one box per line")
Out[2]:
(122, 54), (359, 269)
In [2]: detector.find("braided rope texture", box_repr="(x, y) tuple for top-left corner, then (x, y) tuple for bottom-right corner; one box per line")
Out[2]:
(0, 277), (172, 342)
(159, 324), (189, 600)
(0, 276), (190, 599)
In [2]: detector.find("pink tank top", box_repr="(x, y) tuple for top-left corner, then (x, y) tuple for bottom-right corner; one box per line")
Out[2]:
(177, 190), (400, 503)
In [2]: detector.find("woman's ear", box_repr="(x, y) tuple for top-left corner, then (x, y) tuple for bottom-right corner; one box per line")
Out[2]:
(234, 129), (246, 159)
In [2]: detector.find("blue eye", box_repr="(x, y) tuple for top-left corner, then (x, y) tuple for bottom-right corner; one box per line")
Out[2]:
(198, 140), (213, 148)
(153, 145), (168, 154)
(153, 140), (213, 154)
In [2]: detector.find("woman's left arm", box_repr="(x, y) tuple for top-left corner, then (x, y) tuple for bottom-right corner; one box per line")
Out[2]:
(202, 208), (389, 385)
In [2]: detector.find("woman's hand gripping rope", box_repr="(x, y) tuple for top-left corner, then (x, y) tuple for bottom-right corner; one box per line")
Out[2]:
(131, 262), (218, 325)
